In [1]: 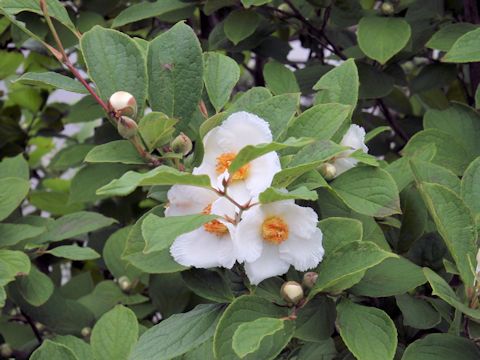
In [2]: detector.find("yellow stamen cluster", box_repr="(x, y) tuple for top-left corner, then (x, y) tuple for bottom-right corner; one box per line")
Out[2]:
(202, 204), (228, 236)
(216, 152), (250, 181)
(261, 216), (289, 244)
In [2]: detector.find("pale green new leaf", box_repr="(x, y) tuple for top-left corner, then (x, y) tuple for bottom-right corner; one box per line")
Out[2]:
(15, 72), (87, 94)
(337, 299), (397, 360)
(263, 61), (300, 95)
(259, 186), (318, 204)
(232, 318), (285, 358)
(30, 340), (78, 360)
(204, 52), (240, 112)
(0, 249), (31, 287)
(426, 23), (478, 51)
(142, 214), (218, 254)
(84, 140), (146, 165)
(0, 223), (45, 247)
(0, 177), (30, 221)
(138, 112), (178, 151)
(91, 305), (139, 360)
(357, 16), (411, 64)
(47, 245), (101, 261)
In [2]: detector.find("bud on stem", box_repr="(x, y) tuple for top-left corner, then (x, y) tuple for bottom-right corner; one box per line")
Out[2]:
(118, 276), (132, 292)
(117, 116), (138, 139)
(302, 272), (318, 289)
(109, 91), (137, 118)
(281, 281), (304, 305)
(319, 162), (336, 180)
(171, 133), (193, 155)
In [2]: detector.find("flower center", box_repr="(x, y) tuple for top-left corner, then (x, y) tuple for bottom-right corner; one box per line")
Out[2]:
(216, 152), (250, 181)
(261, 216), (289, 244)
(202, 204), (228, 236)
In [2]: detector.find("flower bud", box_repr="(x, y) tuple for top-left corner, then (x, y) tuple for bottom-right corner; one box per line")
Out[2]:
(319, 162), (336, 180)
(35, 322), (45, 331)
(302, 272), (318, 289)
(171, 133), (193, 155)
(0, 343), (12, 358)
(81, 326), (91, 338)
(109, 91), (137, 118)
(381, 2), (395, 15)
(281, 281), (304, 305)
(117, 116), (138, 139)
(118, 275), (132, 292)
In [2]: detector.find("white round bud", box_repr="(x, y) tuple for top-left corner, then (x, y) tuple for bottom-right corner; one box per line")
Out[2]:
(381, 2), (395, 15)
(117, 116), (138, 139)
(35, 322), (45, 331)
(171, 133), (193, 155)
(109, 91), (137, 118)
(118, 276), (132, 292)
(302, 272), (318, 289)
(0, 343), (12, 358)
(81, 326), (91, 338)
(319, 162), (336, 180)
(281, 281), (304, 305)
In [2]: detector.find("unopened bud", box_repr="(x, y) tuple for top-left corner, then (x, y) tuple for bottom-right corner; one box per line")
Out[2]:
(381, 2), (395, 15)
(319, 162), (336, 180)
(171, 133), (193, 155)
(118, 276), (132, 292)
(281, 281), (304, 305)
(109, 91), (137, 118)
(0, 343), (12, 358)
(118, 116), (138, 139)
(35, 322), (45, 331)
(302, 272), (318, 289)
(81, 326), (91, 338)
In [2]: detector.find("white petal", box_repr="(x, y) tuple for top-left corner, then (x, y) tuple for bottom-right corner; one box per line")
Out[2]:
(211, 197), (237, 220)
(170, 228), (235, 269)
(165, 185), (217, 217)
(332, 157), (358, 176)
(340, 124), (368, 153)
(244, 152), (281, 196)
(226, 181), (254, 205)
(262, 202), (318, 240)
(234, 206), (265, 262)
(244, 244), (290, 285)
(279, 228), (324, 271)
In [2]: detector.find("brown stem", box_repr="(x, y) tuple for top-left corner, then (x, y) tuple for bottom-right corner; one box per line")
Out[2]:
(377, 99), (409, 143)
(20, 310), (42, 344)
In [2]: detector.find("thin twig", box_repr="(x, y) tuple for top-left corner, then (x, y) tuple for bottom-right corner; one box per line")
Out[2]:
(20, 310), (43, 344)
(377, 99), (410, 143)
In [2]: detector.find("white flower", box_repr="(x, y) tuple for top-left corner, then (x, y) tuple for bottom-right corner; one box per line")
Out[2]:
(194, 111), (281, 203)
(234, 200), (324, 285)
(167, 185), (237, 269)
(332, 124), (368, 176)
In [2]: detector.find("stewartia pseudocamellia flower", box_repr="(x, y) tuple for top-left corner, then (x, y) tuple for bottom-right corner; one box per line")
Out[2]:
(332, 124), (369, 177)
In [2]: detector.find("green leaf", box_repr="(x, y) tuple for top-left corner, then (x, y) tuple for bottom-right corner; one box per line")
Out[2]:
(294, 296), (335, 342)
(96, 166), (211, 197)
(336, 299), (397, 360)
(103, 228), (142, 280)
(84, 140), (147, 165)
(149, 273), (190, 319)
(32, 211), (117, 243)
(402, 333), (480, 360)
(462, 156), (480, 218)
(263, 61), (300, 95)
(318, 217), (363, 254)
(297, 339), (337, 360)
(227, 87), (272, 114)
(423, 268), (480, 320)
(15, 72), (87, 93)
(0, 0), (76, 33)
(30, 340), (78, 360)
(16, 266), (54, 306)
(182, 268), (235, 303)
(214, 295), (291, 360)
(47, 245), (101, 260)
(410, 159), (461, 194)
(49, 144), (95, 171)
(141, 213), (218, 254)
(51, 335), (93, 360)
(241, 0), (272, 7)
(418, 183), (477, 286)
(426, 23), (478, 51)
(0, 249), (31, 286)
(224, 9), (261, 45)
(249, 93), (300, 140)
(29, 191), (84, 216)
(148, 22), (203, 127)
(331, 167), (401, 217)
(365, 126), (391, 142)
(0, 154), (29, 180)
(403, 129), (471, 175)
(138, 112), (178, 151)
(443, 27), (480, 62)
(80, 26), (147, 115)
(0, 177), (30, 221)
(112, 0), (193, 27)
(91, 305), (139, 360)
(287, 103), (351, 140)
(259, 186), (318, 204)
(272, 141), (347, 188)
(309, 241), (396, 298)
(232, 318), (285, 358)
(313, 59), (358, 110)
(395, 294), (441, 330)
(357, 16), (411, 64)
(204, 52), (240, 112)
(229, 137), (313, 174)
(131, 304), (222, 360)
(69, 164), (132, 204)
(0, 223), (45, 247)
(351, 257), (426, 297)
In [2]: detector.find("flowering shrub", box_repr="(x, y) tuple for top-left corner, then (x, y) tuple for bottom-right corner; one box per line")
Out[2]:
(0, 0), (479, 359)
